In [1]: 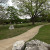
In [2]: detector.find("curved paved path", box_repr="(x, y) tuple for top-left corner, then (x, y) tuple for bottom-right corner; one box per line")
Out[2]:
(0, 25), (43, 50)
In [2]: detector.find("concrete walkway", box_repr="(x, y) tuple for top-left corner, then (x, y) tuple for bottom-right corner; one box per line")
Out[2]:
(0, 25), (43, 50)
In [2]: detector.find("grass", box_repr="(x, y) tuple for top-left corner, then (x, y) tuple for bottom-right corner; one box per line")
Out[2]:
(0, 23), (36, 40)
(0, 22), (49, 40)
(32, 24), (50, 44)
(0, 26), (33, 40)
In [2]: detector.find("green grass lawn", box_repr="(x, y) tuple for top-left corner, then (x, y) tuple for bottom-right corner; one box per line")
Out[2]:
(0, 22), (49, 40)
(0, 26), (33, 40)
(0, 23), (39, 40)
(32, 24), (50, 44)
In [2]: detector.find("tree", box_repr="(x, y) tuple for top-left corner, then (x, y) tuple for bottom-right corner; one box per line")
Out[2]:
(6, 6), (19, 20)
(0, 5), (4, 11)
(0, 5), (5, 24)
(6, 6), (23, 24)
(47, 13), (50, 22)
(12, 0), (48, 24)
(0, 5), (8, 20)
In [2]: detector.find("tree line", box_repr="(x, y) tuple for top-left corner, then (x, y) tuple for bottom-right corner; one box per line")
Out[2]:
(0, 0), (50, 25)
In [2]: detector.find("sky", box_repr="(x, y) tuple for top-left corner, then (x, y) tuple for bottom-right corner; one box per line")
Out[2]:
(7, 0), (50, 5)
(0, 0), (18, 9)
(0, 0), (13, 7)
(0, 0), (8, 3)
(7, 0), (12, 6)
(0, 0), (50, 7)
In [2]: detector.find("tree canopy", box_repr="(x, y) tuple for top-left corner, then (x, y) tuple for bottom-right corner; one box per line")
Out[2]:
(6, 6), (19, 20)
(12, 0), (50, 24)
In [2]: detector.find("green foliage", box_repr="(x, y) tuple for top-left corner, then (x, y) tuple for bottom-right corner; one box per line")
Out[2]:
(0, 19), (11, 24)
(22, 19), (31, 23)
(47, 13), (50, 22)
(7, 6), (19, 20)
(18, 0), (47, 15)
(17, 0), (48, 24)
(0, 5), (7, 20)
(34, 17), (42, 22)
(0, 5), (4, 11)
(40, 13), (47, 22)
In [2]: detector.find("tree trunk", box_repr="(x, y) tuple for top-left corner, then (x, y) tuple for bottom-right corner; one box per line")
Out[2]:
(31, 15), (35, 25)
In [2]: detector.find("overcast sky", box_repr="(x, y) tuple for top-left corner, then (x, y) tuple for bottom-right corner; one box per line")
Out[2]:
(0, 0), (8, 3)
(8, 0), (50, 6)
(0, 0), (50, 7)
(7, 0), (12, 6)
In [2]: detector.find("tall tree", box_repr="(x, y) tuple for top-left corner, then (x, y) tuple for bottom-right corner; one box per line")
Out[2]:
(12, 0), (48, 24)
